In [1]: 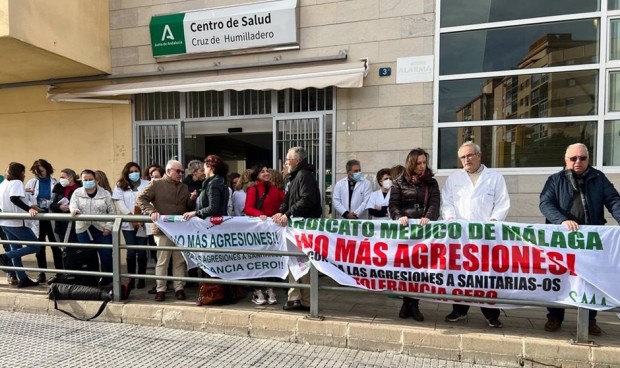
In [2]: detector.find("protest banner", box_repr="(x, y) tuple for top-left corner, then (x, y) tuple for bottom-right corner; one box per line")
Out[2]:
(286, 218), (620, 310)
(156, 216), (289, 280)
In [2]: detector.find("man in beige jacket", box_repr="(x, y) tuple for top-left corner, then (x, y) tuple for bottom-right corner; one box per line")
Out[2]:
(137, 160), (196, 302)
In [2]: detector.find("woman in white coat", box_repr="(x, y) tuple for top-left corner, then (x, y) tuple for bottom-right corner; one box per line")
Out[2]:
(366, 168), (392, 220)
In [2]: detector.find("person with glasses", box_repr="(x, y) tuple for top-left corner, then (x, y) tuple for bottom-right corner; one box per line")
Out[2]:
(137, 160), (197, 302)
(113, 162), (150, 290)
(441, 141), (510, 329)
(540, 143), (620, 336)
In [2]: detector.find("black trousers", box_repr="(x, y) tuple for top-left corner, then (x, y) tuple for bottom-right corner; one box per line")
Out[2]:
(453, 304), (500, 320)
(36, 220), (63, 271)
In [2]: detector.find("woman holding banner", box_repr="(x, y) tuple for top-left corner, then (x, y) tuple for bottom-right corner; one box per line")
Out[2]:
(388, 148), (440, 322)
(244, 164), (286, 305)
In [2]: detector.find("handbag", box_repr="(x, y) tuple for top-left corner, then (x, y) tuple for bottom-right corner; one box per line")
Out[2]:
(196, 283), (226, 306)
(48, 283), (112, 321)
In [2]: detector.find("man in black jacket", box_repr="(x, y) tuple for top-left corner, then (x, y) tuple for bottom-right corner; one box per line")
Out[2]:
(540, 143), (620, 336)
(273, 146), (322, 311)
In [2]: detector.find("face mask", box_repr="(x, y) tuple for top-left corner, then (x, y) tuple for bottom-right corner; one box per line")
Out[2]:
(129, 172), (141, 182)
(59, 178), (70, 187)
(83, 180), (96, 190)
(382, 179), (393, 190)
(352, 172), (363, 182)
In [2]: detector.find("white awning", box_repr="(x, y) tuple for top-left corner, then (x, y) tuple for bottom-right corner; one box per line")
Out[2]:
(47, 61), (368, 102)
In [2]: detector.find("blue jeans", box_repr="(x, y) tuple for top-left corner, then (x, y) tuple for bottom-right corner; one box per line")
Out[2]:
(76, 226), (112, 285)
(2, 226), (41, 281)
(0, 227), (16, 279)
(122, 229), (147, 275)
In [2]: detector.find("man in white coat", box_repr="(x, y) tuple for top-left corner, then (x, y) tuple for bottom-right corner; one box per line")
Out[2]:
(332, 159), (372, 219)
(441, 141), (510, 328)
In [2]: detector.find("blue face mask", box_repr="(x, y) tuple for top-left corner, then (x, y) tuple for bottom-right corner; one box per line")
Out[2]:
(129, 172), (141, 182)
(352, 172), (363, 182)
(83, 180), (96, 190)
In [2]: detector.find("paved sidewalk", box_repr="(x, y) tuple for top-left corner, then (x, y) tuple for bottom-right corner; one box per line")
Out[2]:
(0, 310), (511, 368)
(1, 267), (620, 367)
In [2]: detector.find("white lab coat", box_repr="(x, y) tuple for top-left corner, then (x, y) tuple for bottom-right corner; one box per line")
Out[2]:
(332, 176), (372, 219)
(366, 189), (391, 220)
(440, 165), (510, 221)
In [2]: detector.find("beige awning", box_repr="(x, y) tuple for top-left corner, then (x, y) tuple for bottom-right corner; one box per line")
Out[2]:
(47, 61), (368, 102)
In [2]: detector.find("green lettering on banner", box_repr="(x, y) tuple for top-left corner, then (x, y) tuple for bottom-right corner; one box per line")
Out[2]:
(502, 225), (523, 241)
(484, 223), (495, 240)
(550, 231), (567, 248)
(380, 222), (399, 239)
(587, 232), (603, 250)
(469, 223), (483, 240)
(150, 13), (187, 56)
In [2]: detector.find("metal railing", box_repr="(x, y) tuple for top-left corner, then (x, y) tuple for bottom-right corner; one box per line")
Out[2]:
(0, 212), (600, 343)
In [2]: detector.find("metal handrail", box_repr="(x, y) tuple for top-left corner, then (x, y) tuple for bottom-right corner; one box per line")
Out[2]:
(0, 212), (597, 343)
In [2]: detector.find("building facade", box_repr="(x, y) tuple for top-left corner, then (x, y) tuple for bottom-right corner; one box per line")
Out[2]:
(0, 0), (619, 224)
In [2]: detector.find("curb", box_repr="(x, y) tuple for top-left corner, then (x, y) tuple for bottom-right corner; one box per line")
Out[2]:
(3, 290), (620, 368)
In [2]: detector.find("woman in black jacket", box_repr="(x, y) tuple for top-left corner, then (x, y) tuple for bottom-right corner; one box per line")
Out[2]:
(183, 154), (229, 219)
(388, 148), (440, 323)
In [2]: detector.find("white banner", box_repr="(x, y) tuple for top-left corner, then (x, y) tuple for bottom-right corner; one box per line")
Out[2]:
(156, 216), (620, 310)
(156, 216), (289, 280)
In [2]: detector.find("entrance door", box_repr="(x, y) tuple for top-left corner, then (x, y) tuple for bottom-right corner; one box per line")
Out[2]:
(273, 113), (327, 206)
(134, 120), (184, 169)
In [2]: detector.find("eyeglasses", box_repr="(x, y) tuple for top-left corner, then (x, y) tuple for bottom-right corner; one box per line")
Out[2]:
(171, 169), (184, 174)
(459, 153), (478, 160)
(567, 156), (588, 162)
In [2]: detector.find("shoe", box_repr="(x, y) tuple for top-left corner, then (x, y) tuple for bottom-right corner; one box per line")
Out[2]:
(410, 307), (424, 322)
(544, 317), (561, 332)
(399, 301), (411, 319)
(36, 273), (46, 284)
(265, 288), (277, 305)
(445, 311), (467, 322)
(154, 291), (166, 302)
(137, 279), (146, 289)
(7, 274), (18, 286)
(589, 321), (602, 336)
(0, 254), (9, 269)
(148, 286), (158, 294)
(487, 318), (503, 328)
(122, 279), (135, 300)
(252, 290), (267, 305)
(17, 278), (39, 288)
(283, 300), (310, 311)
(175, 290), (186, 300)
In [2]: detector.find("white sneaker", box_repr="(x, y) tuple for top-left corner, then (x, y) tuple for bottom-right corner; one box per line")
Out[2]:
(252, 290), (266, 305)
(265, 288), (277, 305)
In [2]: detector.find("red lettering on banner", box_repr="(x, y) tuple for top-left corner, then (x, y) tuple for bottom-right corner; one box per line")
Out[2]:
(373, 242), (388, 267)
(448, 243), (461, 270)
(352, 277), (447, 295)
(412, 243), (428, 268)
(394, 244), (411, 267)
(452, 288), (498, 304)
(295, 234), (329, 259)
(547, 251), (577, 276)
(492, 245), (510, 272)
(335, 237), (356, 263)
(462, 244), (479, 271)
(430, 243), (447, 269)
(356, 239), (372, 265)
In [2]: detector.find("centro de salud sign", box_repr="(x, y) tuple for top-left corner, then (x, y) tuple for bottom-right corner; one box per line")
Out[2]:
(149, 0), (299, 58)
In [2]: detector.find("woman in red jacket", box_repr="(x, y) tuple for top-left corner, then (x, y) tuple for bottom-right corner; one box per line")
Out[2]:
(244, 165), (285, 305)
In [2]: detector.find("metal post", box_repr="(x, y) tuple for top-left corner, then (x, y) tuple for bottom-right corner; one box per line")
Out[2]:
(308, 262), (323, 320)
(574, 307), (590, 344)
(112, 218), (123, 302)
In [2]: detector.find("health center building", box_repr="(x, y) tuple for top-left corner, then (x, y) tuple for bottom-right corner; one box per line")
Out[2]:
(0, 0), (619, 224)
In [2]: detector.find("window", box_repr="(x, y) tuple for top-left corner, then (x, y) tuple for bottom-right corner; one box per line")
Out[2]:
(186, 91), (225, 118)
(134, 93), (180, 121)
(603, 120), (620, 165)
(440, 20), (599, 75)
(438, 121), (596, 169)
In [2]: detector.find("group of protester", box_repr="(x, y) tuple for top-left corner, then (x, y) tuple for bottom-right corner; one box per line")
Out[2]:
(0, 142), (619, 337)
(330, 142), (620, 337)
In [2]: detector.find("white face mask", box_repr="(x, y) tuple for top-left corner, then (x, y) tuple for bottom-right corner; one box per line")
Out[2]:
(382, 179), (393, 190)
(59, 178), (70, 187)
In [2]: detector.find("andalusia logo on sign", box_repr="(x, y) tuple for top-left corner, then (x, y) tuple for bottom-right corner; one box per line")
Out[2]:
(149, 13), (187, 57)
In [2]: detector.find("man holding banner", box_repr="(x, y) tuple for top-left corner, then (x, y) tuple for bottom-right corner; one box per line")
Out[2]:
(273, 147), (323, 311)
(441, 141), (511, 328)
(137, 160), (197, 302)
(540, 143), (620, 336)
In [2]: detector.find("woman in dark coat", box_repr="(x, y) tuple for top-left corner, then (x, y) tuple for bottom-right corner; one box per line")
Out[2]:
(388, 148), (440, 323)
